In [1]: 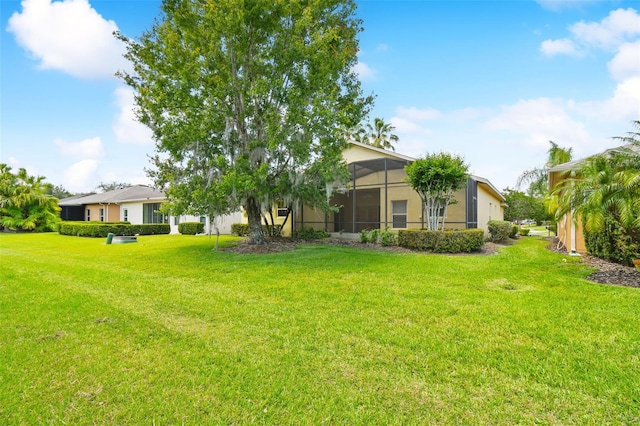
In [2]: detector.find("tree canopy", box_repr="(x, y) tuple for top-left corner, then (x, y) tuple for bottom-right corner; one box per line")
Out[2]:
(405, 152), (469, 231)
(502, 188), (549, 225)
(348, 117), (398, 151)
(517, 141), (573, 198)
(0, 164), (60, 232)
(118, 0), (372, 244)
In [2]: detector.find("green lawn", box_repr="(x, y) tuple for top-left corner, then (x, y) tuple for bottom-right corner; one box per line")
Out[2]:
(1, 233), (638, 424)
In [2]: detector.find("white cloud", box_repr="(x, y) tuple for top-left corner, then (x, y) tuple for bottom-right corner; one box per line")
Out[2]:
(63, 159), (99, 192)
(536, 0), (613, 12)
(540, 38), (581, 56)
(570, 8), (640, 50)
(607, 40), (640, 81)
(376, 43), (389, 52)
(112, 86), (154, 145)
(352, 61), (376, 81)
(396, 106), (442, 121)
(54, 137), (105, 159)
(577, 77), (640, 121)
(7, 0), (128, 79)
(485, 98), (591, 151)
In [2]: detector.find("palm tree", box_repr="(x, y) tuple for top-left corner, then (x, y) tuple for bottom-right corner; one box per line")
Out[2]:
(554, 121), (640, 231)
(361, 117), (399, 151)
(550, 121), (640, 264)
(0, 165), (60, 231)
(517, 141), (573, 197)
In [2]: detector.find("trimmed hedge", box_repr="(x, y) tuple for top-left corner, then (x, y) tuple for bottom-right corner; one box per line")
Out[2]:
(397, 229), (485, 253)
(293, 226), (329, 240)
(487, 220), (512, 243)
(178, 222), (204, 235)
(58, 221), (170, 237)
(231, 223), (283, 237)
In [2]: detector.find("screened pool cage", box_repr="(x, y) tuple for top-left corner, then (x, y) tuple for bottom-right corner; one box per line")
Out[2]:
(294, 157), (481, 234)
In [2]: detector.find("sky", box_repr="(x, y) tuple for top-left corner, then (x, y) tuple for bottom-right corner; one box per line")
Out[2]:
(1, 0), (639, 194)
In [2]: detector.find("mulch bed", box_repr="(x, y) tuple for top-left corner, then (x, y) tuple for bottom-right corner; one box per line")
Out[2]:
(222, 237), (639, 289)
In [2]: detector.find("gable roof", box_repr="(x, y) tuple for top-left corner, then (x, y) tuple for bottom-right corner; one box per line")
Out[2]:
(58, 185), (165, 206)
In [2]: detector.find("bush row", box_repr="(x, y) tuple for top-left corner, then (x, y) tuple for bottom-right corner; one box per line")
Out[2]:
(231, 223), (283, 237)
(360, 228), (398, 246)
(397, 229), (485, 253)
(178, 222), (204, 235)
(293, 226), (329, 240)
(58, 221), (170, 237)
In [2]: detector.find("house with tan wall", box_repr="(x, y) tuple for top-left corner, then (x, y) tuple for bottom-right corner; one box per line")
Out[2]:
(265, 142), (506, 236)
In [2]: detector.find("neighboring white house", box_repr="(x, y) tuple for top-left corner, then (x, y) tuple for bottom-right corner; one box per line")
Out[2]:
(58, 185), (241, 235)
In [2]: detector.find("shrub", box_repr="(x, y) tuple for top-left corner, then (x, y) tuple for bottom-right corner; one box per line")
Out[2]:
(510, 225), (518, 239)
(360, 228), (380, 244)
(231, 223), (249, 236)
(178, 222), (204, 235)
(487, 220), (512, 243)
(397, 229), (485, 253)
(58, 221), (170, 237)
(293, 226), (329, 240)
(380, 229), (398, 247)
(518, 228), (530, 236)
(584, 216), (640, 267)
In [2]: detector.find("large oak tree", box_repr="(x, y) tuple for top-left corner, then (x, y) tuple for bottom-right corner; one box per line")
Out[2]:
(118, 0), (372, 244)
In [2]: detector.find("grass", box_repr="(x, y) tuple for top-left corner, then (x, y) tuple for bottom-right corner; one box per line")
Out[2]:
(1, 233), (639, 424)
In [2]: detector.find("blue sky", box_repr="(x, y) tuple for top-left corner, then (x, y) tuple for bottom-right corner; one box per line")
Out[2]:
(2, 0), (639, 194)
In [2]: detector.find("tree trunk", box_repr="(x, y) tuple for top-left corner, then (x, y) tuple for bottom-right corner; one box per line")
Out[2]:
(245, 196), (265, 245)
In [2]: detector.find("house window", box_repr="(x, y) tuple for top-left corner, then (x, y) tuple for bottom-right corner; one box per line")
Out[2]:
(392, 200), (407, 228)
(86, 209), (90, 221)
(276, 200), (288, 217)
(174, 216), (180, 226)
(199, 216), (206, 224)
(143, 203), (165, 224)
(123, 209), (128, 222)
(100, 208), (105, 222)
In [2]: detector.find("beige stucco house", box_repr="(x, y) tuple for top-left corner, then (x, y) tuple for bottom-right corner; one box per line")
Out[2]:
(267, 142), (506, 237)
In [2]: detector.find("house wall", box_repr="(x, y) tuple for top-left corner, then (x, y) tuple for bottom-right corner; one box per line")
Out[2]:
(120, 201), (242, 234)
(549, 171), (586, 253)
(85, 204), (120, 222)
(476, 184), (504, 231)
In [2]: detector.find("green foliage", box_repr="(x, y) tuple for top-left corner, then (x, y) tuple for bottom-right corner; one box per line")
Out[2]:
(231, 223), (249, 236)
(178, 221), (204, 235)
(58, 221), (170, 237)
(510, 225), (519, 239)
(397, 229), (485, 253)
(584, 215), (640, 267)
(503, 188), (551, 224)
(380, 229), (398, 247)
(518, 228), (531, 237)
(0, 164), (60, 232)
(360, 228), (380, 244)
(550, 122), (640, 264)
(517, 141), (573, 198)
(293, 226), (329, 240)
(117, 0), (372, 245)
(231, 223), (283, 238)
(405, 152), (469, 231)
(487, 220), (513, 243)
(352, 117), (399, 151)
